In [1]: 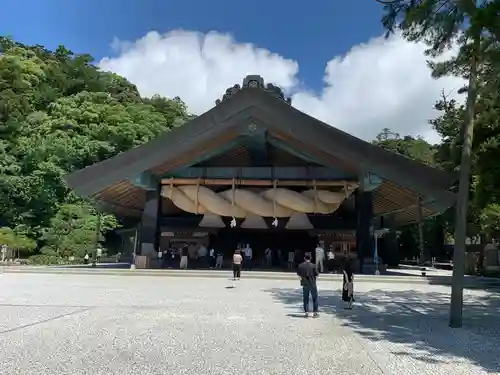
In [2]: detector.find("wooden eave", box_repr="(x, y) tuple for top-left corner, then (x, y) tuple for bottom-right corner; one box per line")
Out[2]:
(66, 84), (456, 223)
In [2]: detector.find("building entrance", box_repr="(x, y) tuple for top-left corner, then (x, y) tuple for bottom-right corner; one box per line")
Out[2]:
(209, 228), (317, 268)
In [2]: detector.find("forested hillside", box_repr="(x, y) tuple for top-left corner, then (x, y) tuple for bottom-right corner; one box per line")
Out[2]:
(0, 37), (190, 262)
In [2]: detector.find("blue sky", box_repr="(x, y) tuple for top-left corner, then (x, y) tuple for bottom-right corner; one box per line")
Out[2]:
(1, 0), (384, 90)
(2, 0), (460, 142)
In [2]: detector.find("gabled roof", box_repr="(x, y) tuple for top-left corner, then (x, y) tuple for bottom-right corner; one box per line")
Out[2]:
(66, 76), (456, 210)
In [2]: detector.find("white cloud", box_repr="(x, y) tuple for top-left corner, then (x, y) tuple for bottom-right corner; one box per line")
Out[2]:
(99, 30), (463, 144)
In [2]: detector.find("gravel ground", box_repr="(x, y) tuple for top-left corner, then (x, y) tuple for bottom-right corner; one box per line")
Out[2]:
(0, 273), (499, 375)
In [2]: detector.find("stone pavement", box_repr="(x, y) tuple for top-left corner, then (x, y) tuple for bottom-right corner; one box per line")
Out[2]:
(0, 273), (499, 375)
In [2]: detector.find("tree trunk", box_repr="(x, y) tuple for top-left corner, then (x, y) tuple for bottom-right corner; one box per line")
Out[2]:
(449, 36), (480, 328)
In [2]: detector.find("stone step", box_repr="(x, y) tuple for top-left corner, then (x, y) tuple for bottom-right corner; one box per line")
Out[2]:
(3, 266), (500, 288)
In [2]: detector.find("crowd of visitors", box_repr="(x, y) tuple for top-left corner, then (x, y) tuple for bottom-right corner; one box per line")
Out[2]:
(156, 240), (351, 272)
(151, 241), (356, 314)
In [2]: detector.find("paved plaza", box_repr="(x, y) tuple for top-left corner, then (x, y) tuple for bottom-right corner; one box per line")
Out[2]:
(0, 273), (499, 375)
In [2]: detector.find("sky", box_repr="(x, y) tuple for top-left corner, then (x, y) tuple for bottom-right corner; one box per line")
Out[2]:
(2, 0), (464, 143)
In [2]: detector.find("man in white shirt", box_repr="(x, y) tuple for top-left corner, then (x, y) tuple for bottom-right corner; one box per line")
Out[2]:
(209, 247), (215, 268)
(243, 244), (253, 271)
(157, 250), (163, 268)
(315, 242), (325, 273)
(96, 245), (103, 264)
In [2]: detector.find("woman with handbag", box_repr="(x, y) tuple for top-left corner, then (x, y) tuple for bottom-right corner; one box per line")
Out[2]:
(342, 260), (354, 309)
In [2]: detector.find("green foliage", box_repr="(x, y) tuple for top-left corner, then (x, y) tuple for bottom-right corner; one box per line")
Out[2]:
(373, 128), (437, 166)
(479, 203), (500, 237)
(41, 203), (118, 258)
(379, 0), (499, 55)
(28, 254), (65, 265)
(0, 37), (190, 259)
(377, 0), (500, 266)
(0, 226), (37, 258)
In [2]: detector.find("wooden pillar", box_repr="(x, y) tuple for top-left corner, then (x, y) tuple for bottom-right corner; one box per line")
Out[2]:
(139, 187), (161, 257)
(356, 189), (374, 274)
(417, 197), (425, 265)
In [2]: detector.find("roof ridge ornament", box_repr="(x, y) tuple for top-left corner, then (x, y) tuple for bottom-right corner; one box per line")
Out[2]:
(215, 75), (292, 106)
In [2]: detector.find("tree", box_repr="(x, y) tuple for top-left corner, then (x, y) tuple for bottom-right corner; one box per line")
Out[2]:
(479, 203), (500, 238)
(376, 0), (500, 327)
(0, 37), (191, 261)
(41, 203), (118, 259)
(373, 129), (437, 166)
(0, 226), (37, 259)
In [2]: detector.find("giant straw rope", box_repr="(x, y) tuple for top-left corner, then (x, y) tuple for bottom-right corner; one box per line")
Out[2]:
(161, 184), (352, 218)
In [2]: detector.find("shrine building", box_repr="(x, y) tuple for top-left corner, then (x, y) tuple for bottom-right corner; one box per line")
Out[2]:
(65, 75), (456, 271)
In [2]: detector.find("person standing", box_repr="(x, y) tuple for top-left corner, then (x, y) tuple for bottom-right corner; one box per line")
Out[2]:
(297, 254), (319, 318)
(277, 248), (283, 268)
(243, 244), (253, 271)
(209, 247), (216, 268)
(96, 245), (103, 264)
(215, 248), (224, 268)
(1, 244), (6, 262)
(264, 247), (272, 268)
(157, 250), (164, 268)
(315, 242), (325, 273)
(287, 249), (295, 270)
(83, 250), (89, 265)
(180, 245), (189, 269)
(232, 249), (243, 280)
(342, 260), (355, 309)
(326, 246), (335, 273)
(198, 243), (208, 268)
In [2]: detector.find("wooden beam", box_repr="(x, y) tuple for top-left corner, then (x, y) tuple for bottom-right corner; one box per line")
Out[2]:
(160, 178), (358, 188)
(163, 166), (355, 180)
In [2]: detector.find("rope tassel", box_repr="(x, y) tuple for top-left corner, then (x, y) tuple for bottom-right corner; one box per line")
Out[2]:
(272, 179), (278, 227)
(230, 178), (237, 228)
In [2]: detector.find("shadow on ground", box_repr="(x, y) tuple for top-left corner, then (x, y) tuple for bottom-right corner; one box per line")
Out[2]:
(266, 287), (500, 373)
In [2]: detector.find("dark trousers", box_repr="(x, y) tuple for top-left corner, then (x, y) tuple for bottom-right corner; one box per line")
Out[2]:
(233, 264), (241, 279)
(302, 283), (319, 313)
(244, 256), (252, 270)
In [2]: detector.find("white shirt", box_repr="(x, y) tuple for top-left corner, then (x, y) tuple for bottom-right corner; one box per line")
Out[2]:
(315, 246), (325, 260)
(158, 251), (163, 259)
(244, 247), (253, 258)
(209, 248), (215, 257)
(327, 251), (335, 260)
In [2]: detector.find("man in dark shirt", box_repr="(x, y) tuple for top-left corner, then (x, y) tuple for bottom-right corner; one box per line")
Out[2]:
(297, 254), (319, 318)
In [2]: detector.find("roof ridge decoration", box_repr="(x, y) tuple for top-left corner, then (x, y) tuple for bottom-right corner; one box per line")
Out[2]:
(215, 75), (292, 106)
